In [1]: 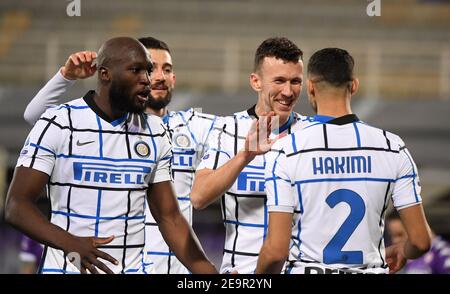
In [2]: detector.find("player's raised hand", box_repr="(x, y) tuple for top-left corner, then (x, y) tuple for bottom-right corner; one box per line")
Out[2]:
(385, 242), (407, 274)
(61, 51), (97, 80)
(244, 111), (283, 157)
(64, 235), (118, 274)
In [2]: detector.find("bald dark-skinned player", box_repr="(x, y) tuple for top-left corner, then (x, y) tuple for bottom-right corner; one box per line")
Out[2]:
(5, 37), (217, 274)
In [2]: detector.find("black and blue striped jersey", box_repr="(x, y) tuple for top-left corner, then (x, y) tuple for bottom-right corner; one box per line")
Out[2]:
(17, 91), (172, 274)
(144, 108), (217, 274)
(197, 105), (311, 273)
(265, 114), (422, 274)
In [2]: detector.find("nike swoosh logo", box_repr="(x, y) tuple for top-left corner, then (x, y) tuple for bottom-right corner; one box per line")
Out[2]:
(76, 140), (95, 146)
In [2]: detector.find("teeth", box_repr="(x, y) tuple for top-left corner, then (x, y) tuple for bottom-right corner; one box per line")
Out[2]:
(279, 100), (290, 105)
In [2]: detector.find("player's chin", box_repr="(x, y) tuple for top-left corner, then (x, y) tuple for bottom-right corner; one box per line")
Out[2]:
(151, 90), (168, 98)
(128, 100), (146, 114)
(273, 106), (293, 121)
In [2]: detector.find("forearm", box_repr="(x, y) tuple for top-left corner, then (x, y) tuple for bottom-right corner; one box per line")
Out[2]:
(6, 197), (74, 252)
(159, 213), (217, 273)
(403, 239), (430, 260)
(255, 244), (286, 274)
(398, 205), (431, 260)
(24, 69), (75, 125)
(192, 151), (254, 209)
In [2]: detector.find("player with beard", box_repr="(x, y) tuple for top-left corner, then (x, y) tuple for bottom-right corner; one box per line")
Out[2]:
(23, 37), (217, 274)
(7, 37), (217, 274)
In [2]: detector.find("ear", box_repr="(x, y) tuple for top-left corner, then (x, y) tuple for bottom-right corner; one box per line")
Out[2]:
(172, 73), (176, 87)
(99, 67), (110, 82)
(249, 73), (262, 92)
(307, 79), (315, 97)
(350, 78), (359, 95)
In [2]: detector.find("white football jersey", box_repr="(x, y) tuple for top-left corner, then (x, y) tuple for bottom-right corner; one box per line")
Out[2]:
(17, 91), (172, 274)
(265, 114), (422, 274)
(197, 105), (312, 274)
(22, 71), (218, 274)
(144, 108), (217, 274)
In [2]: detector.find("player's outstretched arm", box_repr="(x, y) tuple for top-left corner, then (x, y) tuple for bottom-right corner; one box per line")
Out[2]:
(256, 212), (292, 274)
(5, 167), (118, 274)
(24, 51), (97, 125)
(148, 181), (218, 274)
(191, 114), (279, 210)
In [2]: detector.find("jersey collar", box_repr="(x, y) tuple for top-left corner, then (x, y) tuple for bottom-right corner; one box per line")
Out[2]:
(313, 114), (360, 125)
(247, 104), (295, 134)
(247, 104), (258, 119)
(83, 90), (127, 126)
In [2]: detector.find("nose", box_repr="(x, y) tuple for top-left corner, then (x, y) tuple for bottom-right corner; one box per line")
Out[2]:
(281, 82), (294, 97)
(151, 67), (165, 82)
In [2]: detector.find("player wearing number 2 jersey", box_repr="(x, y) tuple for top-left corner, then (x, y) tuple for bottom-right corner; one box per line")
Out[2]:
(257, 48), (431, 274)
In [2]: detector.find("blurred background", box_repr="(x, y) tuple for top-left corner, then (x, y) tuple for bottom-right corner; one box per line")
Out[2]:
(0, 0), (449, 273)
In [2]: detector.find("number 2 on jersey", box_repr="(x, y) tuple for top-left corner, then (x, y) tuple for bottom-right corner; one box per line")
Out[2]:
(323, 189), (365, 264)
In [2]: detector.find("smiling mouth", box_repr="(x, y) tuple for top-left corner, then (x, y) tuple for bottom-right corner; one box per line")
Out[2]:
(136, 90), (150, 102)
(151, 82), (168, 91)
(276, 100), (293, 107)
(151, 86), (168, 91)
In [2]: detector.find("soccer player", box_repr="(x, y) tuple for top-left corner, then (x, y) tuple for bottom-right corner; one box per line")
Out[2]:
(257, 48), (431, 274)
(387, 210), (450, 274)
(191, 37), (311, 274)
(6, 37), (217, 274)
(23, 37), (217, 274)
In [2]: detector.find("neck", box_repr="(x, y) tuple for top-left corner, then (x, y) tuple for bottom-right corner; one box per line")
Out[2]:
(316, 95), (352, 118)
(146, 106), (168, 117)
(95, 87), (126, 120)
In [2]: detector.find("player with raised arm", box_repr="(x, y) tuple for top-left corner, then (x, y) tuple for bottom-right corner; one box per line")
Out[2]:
(191, 37), (312, 274)
(6, 37), (217, 274)
(22, 37), (217, 274)
(257, 48), (431, 274)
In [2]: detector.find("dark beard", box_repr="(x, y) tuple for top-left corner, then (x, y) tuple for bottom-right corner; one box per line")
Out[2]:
(145, 92), (172, 110)
(109, 81), (144, 114)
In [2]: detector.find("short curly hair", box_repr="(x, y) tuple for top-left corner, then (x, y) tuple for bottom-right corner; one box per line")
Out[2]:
(254, 37), (303, 72)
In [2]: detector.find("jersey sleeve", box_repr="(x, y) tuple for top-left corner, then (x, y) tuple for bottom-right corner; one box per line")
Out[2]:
(16, 108), (63, 176)
(391, 146), (422, 210)
(24, 70), (75, 125)
(265, 139), (296, 213)
(196, 117), (232, 170)
(149, 124), (173, 184)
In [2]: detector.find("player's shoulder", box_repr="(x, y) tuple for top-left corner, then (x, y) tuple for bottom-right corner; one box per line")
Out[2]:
(291, 112), (316, 130)
(384, 130), (406, 149)
(358, 120), (406, 150)
(190, 108), (217, 121)
(168, 108), (216, 123)
(40, 98), (87, 123)
(233, 109), (253, 121)
(144, 113), (168, 134)
(293, 112), (313, 123)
